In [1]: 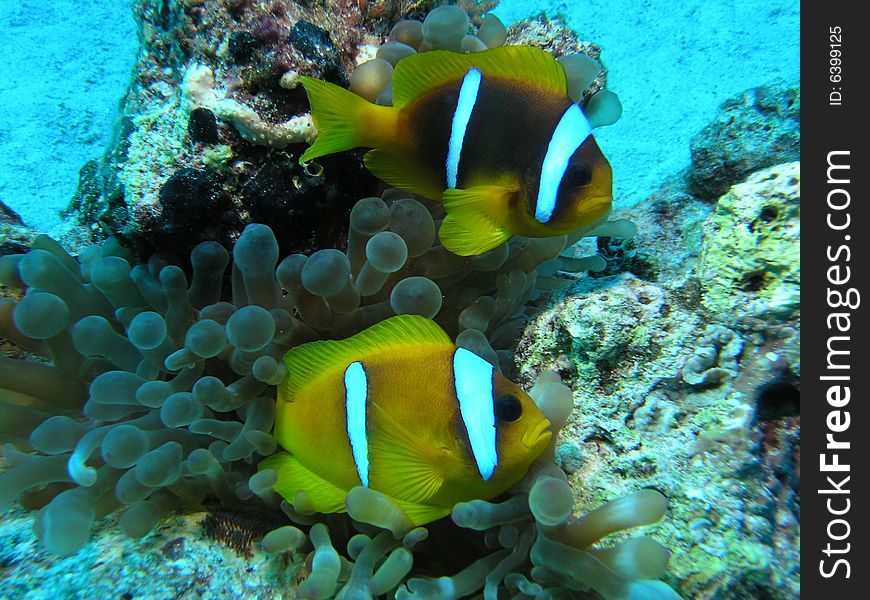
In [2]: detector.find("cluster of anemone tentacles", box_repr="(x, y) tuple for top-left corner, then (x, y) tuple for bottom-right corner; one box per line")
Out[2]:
(349, 5), (622, 128)
(0, 183), (676, 598)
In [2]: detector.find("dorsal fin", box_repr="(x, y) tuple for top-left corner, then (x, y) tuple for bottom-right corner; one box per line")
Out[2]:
(392, 45), (568, 108)
(281, 315), (453, 400)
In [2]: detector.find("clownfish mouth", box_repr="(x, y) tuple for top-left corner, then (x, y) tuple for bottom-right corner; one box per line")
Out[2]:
(522, 418), (553, 450)
(579, 195), (613, 219)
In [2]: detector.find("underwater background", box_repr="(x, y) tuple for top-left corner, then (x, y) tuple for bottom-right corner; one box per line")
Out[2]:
(0, 0), (799, 598)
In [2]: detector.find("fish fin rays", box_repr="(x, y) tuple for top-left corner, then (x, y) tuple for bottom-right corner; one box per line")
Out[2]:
(391, 500), (452, 526)
(299, 77), (397, 162)
(259, 452), (347, 514)
(368, 401), (448, 505)
(299, 77), (369, 162)
(283, 315), (453, 399)
(364, 150), (444, 201)
(393, 46), (567, 108)
(439, 185), (515, 256)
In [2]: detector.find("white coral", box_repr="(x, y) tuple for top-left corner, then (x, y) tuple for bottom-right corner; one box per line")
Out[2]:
(182, 64), (316, 148)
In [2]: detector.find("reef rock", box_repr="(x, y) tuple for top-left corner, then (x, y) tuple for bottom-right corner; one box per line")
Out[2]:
(0, 507), (294, 600)
(0, 201), (34, 256)
(688, 81), (799, 201)
(65, 0), (385, 260)
(696, 162), (800, 326)
(517, 164), (801, 599)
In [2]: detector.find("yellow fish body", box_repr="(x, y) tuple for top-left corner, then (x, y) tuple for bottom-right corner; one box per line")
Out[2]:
(298, 45), (613, 256)
(260, 315), (552, 525)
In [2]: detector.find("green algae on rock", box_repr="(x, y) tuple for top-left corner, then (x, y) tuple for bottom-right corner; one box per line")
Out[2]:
(697, 162), (800, 324)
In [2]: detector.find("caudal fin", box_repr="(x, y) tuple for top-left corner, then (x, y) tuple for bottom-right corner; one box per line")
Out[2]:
(299, 77), (373, 163)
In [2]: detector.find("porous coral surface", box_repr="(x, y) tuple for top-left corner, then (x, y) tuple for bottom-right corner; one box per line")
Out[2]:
(518, 163), (800, 599)
(697, 163), (800, 326)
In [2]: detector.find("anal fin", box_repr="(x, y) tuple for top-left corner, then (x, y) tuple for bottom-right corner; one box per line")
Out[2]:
(439, 185), (515, 256)
(259, 452), (347, 514)
(392, 499), (452, 527)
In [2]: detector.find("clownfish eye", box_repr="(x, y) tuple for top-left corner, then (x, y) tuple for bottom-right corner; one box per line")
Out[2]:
(495, 394), (523, 422)
(566, 163), (592, 187)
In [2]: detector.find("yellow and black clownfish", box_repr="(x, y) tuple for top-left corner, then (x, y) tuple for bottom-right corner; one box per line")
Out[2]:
(298, 45), (614, 256)
(259, 315), (552, 525)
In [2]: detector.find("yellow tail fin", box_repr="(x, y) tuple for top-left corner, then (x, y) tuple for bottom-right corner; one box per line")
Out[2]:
(299, 77), (396, 163)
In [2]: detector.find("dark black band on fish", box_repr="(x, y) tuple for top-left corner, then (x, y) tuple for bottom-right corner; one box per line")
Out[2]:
(411, 69), (597, 225)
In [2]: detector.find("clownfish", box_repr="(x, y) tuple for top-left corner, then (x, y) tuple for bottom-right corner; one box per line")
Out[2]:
(260, 315), (552, 525)
(298, 45), (613, 256)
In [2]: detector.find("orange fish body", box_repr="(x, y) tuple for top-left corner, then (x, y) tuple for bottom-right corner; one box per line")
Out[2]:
(299, 46), (613, 256)
(260, 315), (551, 525)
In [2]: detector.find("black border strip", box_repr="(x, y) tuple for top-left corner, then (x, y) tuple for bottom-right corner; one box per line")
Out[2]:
(803, 2), (869, 595)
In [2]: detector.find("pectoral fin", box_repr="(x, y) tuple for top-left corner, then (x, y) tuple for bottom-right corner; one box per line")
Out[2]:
(439, 185), (515, 256)
(367, 401), (448, 506)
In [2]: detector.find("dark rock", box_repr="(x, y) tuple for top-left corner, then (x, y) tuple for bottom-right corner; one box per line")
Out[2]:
(159, 168), (230, 227)
(145, 167), (238, 259)
(687, 80), (800, 201)
(755, 372), (800, 422)
(66, 160), (102, 223)
(593, 236), (659, 281)
(241, 153), (378, 256)
(228, 31), (256, 63)
(289, 20), (331, 59)
(0, 242), (30, 256)
(0, 200), (25, 227)
(188, 108), (220, 144)
(161, 537), (186, 560)
(289, 21), (347, 86)
(65, 116), (135, 235)
(65, 159), (129, 233)
(226, 0), (248, 20)
(250, 12), (286, 44)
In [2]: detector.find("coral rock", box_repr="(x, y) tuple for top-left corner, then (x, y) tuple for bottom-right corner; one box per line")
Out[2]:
(696, 162), (800, 324)
(688, 82), (800, 201)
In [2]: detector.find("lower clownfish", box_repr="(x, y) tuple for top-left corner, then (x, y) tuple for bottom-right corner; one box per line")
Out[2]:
(298, 45), (613, 256)
(260, 315), (552, 525)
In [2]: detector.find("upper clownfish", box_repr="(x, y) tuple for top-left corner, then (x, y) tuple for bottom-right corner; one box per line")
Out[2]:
(298, 45), (613, 256)
(260, 315), (552, 525)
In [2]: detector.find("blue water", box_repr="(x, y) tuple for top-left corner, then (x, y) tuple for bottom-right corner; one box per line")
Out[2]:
(0, 0), (798, 231)
(0, 0), (137, 237)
